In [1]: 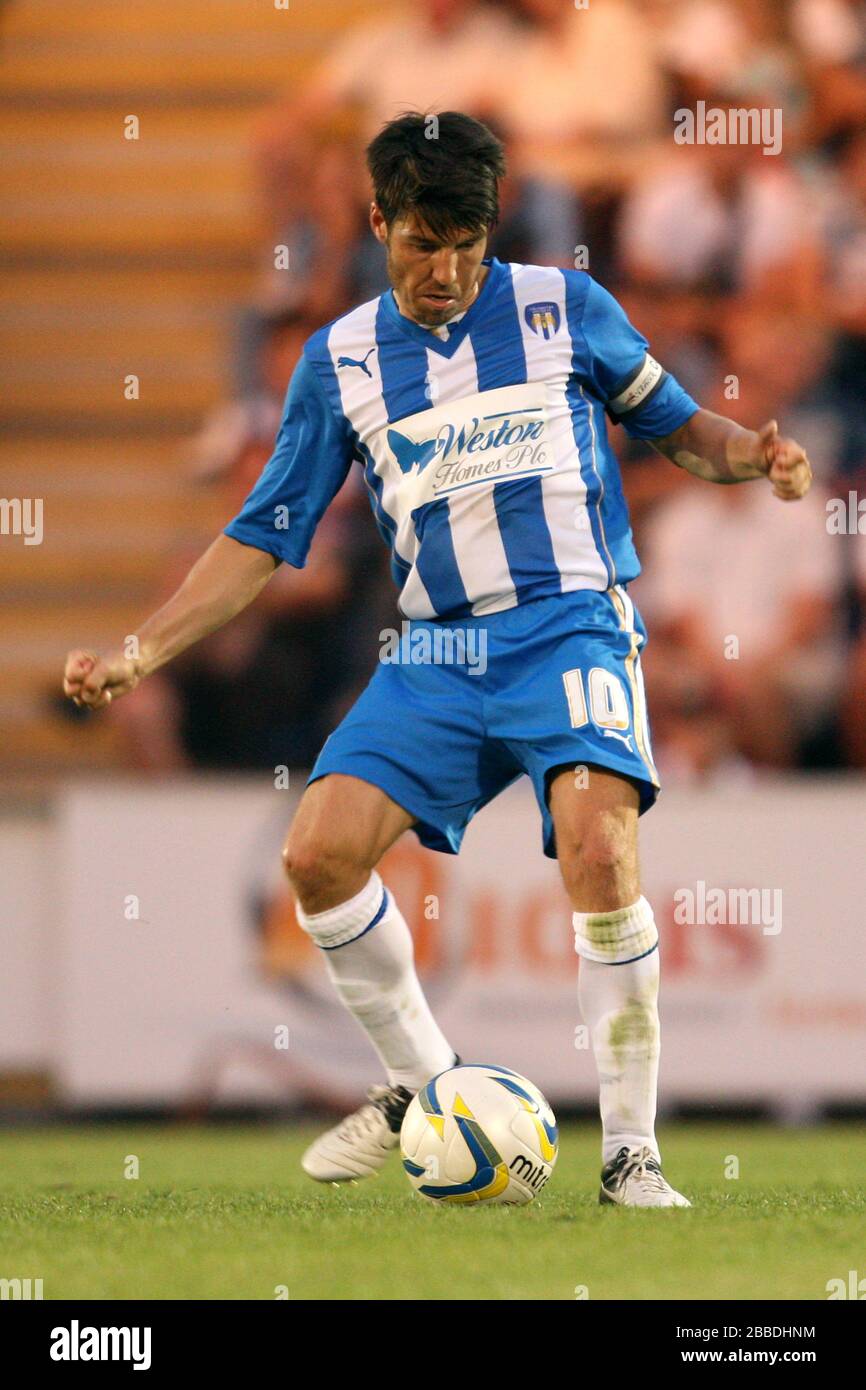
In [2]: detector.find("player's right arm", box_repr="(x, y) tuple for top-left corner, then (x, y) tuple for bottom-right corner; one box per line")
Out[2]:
(63, 350), (355, 711)
(63, 535), (278, 709)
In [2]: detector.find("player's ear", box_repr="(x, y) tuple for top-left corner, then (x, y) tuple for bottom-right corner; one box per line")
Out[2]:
(370, 202), (388, 245)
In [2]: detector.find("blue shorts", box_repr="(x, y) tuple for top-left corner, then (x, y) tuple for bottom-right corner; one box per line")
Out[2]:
(309, 586), (659, 859)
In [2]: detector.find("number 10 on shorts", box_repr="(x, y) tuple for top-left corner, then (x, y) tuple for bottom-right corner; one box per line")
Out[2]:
(562, 667), (630, 731)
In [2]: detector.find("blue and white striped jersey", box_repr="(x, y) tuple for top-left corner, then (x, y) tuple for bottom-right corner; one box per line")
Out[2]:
(225, 259), (698, 620)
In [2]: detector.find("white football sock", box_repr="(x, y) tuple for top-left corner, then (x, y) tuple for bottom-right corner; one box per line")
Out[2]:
(296, 872), (456, 1092)
(573, 896), (661, 1165)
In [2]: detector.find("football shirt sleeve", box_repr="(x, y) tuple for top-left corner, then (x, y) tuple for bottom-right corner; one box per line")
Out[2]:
(581, 277), (699, 440)
(224, 354), (355, 568)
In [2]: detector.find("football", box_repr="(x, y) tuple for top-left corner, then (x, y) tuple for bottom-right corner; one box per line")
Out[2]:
(399, 1063), (558, 1205)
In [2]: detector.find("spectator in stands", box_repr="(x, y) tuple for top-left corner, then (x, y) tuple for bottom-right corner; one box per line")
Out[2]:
(251, 0), (523, 268)
(709, 301), (841, 485)
(618, 126), (823, 309)
(792, 0), (866, 149)
(633, 298), (846, 772)
(233, 307), (321, 416)
(638, 475), (840, 770)
(819, 130), (866, 475)
(661, 0), (811, 140)
(498, 0), (667, 185)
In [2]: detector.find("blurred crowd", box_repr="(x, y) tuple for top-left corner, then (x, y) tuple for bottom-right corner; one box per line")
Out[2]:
(117, 0), (866, 783)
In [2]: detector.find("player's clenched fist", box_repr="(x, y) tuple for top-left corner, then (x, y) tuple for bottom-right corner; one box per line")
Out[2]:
(62, 649), (142, 709)
(756, 419), (813, 501)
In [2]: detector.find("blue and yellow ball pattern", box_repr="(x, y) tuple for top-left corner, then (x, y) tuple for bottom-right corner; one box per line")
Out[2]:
(400, 1063), (558, 1205)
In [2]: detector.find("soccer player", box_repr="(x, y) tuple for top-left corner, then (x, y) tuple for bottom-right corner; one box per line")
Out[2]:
(64, 113), (812, 1207)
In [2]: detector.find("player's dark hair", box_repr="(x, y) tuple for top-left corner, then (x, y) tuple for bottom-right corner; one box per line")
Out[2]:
(366, 111), (507, 242)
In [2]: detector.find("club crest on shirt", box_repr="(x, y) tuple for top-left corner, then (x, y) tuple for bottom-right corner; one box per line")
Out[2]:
(524, 301), (561, 339)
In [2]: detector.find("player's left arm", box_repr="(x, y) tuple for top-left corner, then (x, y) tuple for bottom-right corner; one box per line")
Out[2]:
(651, 409), (813, 501)
(577, 276), (812, 501)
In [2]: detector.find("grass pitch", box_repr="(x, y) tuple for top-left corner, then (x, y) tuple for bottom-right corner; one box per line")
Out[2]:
(1, 1122), (863, 1300)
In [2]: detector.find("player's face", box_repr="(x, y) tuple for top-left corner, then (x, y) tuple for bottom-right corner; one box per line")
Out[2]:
(372, 206), (489, 328)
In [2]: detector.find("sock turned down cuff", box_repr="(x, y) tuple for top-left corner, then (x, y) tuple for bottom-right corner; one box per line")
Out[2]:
(572, 895), (659, 964)
(295, 871), (386, 950)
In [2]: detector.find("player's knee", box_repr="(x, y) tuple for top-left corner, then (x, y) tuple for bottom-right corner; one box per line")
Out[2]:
(281, 833), (357, 908)
(575, 810), (628, 868)
(562, 812), (635, 900)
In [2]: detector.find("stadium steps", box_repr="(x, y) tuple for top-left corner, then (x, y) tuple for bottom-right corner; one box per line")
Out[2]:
(0, 115), (261, 257)
(0, 0), (378, 96)
(1, 0), (387, 771)
(0, 711), (125, 773)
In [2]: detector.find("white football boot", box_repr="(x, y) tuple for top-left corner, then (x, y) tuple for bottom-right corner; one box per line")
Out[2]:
(599, 1145), (692, 1207)
(301, 1084), (415, 1182)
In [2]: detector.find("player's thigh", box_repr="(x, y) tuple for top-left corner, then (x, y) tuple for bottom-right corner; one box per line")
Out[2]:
(548, 764), (641, 912)
(283, 773), (415, 902)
